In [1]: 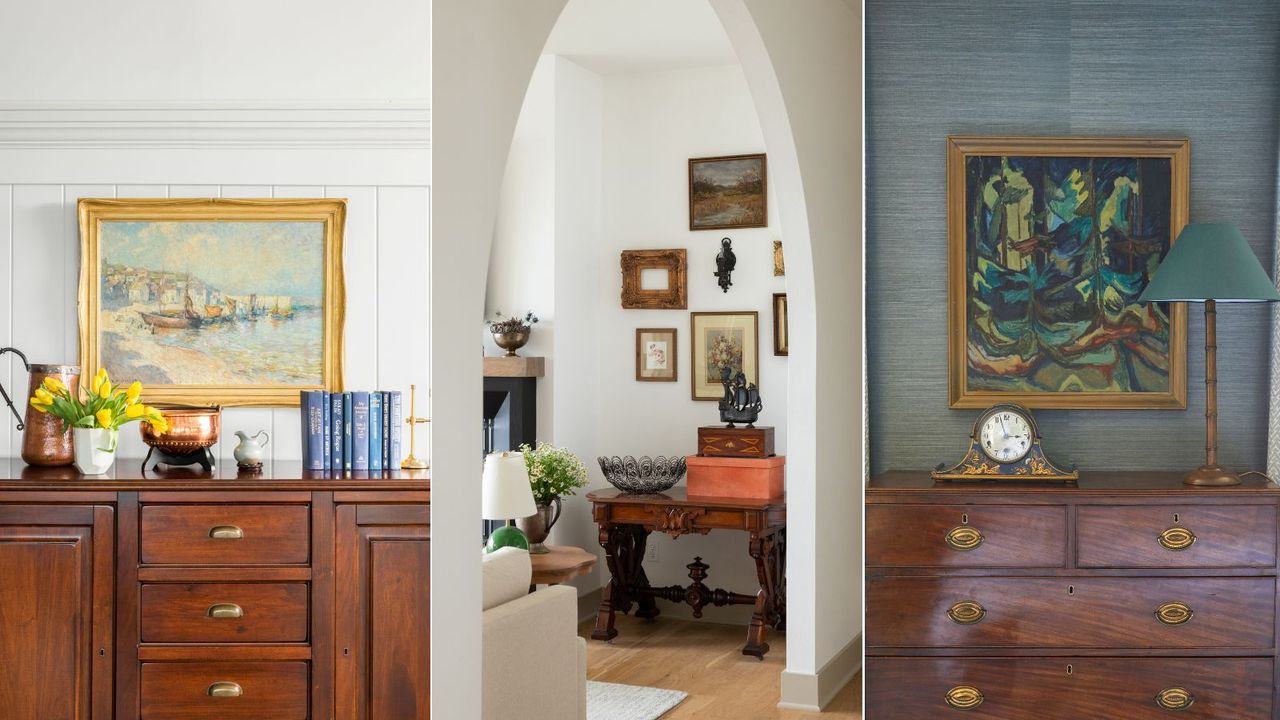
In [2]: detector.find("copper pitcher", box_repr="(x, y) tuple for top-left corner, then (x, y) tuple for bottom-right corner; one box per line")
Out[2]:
(1, 349), (81, 467)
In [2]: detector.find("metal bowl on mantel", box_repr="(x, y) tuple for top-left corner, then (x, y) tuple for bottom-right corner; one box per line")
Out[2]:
(140, 406), (222, 453)
(598, 455), (687, 494)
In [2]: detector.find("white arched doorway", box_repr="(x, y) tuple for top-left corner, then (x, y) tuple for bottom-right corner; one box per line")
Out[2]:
(430, 1), (860, 715)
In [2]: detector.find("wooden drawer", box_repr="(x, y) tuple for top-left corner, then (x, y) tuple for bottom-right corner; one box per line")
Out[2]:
(141, 662), (308, 719)
(141, 505), (310, 565)
(141, 583), (309, 643)
(1078, 505), (1277, 568)
(866, 576), (1275, 649)
(866, 505), (1066, 568)
(866, 657), (1273, 719)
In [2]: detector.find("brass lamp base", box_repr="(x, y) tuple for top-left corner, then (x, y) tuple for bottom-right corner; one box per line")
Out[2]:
(1184, 464), (1240, 487)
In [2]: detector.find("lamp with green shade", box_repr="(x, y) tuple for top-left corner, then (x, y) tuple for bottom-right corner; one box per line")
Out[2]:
(1138, 223), (1280, 486)
(482, 451), (537, 552)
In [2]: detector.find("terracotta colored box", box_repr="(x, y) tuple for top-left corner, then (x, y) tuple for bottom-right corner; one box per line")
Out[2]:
(686, 455), (785, 500)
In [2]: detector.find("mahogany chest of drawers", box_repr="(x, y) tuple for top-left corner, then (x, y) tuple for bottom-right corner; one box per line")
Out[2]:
(866, 471), (1280, 719)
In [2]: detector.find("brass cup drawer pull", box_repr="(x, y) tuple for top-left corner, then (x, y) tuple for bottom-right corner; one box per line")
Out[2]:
(947, 600), (986, 625)
(944, 685), (984, 710)
(209, 525), (245, 540)
(945, 526), (983, 551)
(1155, 687), (1195, 711)
(207, 603), (244, 619)
(1155, 601), (1194, 626)
(207, 681), (243, 698)
(1158, 527), (1197, 551)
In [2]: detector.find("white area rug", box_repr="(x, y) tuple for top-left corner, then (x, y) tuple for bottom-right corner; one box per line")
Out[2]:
(586, 680), (688, 720)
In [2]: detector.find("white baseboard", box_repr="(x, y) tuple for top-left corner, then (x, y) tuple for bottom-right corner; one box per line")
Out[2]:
(778, 633), (862, 711)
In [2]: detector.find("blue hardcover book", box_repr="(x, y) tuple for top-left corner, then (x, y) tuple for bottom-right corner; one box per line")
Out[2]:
(302, 391), (325, 471)
(330, 392), (344, 470)
(381, 391), (391, 469)
(368, 392), (383, 472)
(342, 392), (354, 471)
(352, 391), (371, 471)
(389, 390), (403, 469)
(321, 391), (331, 470)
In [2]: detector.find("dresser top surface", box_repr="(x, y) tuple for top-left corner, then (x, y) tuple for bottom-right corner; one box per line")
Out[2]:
(870, 470), (1279, 496)
(0, 459), (430, 492)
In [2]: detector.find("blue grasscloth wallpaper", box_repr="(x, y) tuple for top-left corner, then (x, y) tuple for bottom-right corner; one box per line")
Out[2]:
(866, 0), (1280, 473)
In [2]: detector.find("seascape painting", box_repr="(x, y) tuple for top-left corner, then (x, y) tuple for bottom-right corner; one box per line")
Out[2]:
(79, 198), (346, 406)
(689, 154), (767, 230)
(948, 137), (1189, 409)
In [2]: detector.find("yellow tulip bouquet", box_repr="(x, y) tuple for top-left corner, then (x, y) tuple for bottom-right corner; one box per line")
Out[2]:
(30, 367), (170, 444)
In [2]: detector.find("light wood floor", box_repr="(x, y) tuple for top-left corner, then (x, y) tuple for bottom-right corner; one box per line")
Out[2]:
(580, 614), (860, 719)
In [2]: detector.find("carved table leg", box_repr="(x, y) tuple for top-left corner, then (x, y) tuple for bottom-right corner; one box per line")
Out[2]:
(593, 524), (658, 641)
(593, 523), (626, 641)
(772, 528), (787, 631)
(623, 525), (660, 620)
(744, 530), (778, 659)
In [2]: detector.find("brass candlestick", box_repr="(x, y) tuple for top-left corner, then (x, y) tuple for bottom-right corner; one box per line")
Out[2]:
(401, 384), (430, 470)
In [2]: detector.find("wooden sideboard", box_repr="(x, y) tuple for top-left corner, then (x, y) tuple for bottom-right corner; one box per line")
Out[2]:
(0, 460), (430, 720)
(866, 471), (1280, 719)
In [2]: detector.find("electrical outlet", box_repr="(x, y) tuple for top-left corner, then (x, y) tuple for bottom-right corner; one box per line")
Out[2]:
(646, 543), (659, 563)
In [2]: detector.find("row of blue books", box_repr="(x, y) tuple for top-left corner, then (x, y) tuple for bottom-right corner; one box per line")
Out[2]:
(300, 390), (403, 471)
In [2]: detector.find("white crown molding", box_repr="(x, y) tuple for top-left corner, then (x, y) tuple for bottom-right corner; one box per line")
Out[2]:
(0, 100), (431, 149)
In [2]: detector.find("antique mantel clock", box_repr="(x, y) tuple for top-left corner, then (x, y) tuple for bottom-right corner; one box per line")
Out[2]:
(932, 403), (1077, 482)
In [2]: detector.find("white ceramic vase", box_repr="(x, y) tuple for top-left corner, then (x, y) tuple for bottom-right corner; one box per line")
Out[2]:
(73, 427), (119, 475)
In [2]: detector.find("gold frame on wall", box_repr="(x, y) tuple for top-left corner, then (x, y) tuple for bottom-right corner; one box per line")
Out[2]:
(689, 153), (768, 231)
(947, 136), (1190, 409)
(620, 249), (688, 309)
(690, 311), (759, 401)
(77, 198), (346, 407)
(635, 328), (678, 382)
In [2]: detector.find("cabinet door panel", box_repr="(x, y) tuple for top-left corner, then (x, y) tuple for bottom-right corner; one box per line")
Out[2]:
(0, 506), (113, 720)
(335, 504), (430, 720)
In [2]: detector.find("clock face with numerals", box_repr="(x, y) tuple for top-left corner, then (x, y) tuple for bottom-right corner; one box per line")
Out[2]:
(978, 407), (1033, 464)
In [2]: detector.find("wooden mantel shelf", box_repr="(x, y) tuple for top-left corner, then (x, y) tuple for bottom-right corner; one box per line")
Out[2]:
(483, 355), (545, 378)
(0, 459), (430, 493)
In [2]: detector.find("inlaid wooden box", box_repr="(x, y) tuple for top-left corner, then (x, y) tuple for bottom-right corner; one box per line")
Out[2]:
(696, 425), (775, 458)
(687, 455), (784, 499)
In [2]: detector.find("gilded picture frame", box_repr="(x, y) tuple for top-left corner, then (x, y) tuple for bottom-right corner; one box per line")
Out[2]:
(947, 136), (1189, 409)
(78, 198), (346, 407)
(690, 311), (759, 401)
(620, 249), (688, 309)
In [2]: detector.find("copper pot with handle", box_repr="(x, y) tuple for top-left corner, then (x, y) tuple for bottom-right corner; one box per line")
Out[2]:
(0, 347), (81, 467)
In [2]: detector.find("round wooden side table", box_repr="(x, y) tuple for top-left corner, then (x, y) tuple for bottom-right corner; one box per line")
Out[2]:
(530, 544), (597, 587)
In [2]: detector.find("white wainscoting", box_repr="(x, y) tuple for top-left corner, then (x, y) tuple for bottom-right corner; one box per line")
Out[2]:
(0, 182), (430, 469)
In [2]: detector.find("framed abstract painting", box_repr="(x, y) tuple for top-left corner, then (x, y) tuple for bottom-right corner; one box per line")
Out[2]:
(690, 311), (759, 401)
(77, 198), (346, 406)
(947, 137), (1189, 409)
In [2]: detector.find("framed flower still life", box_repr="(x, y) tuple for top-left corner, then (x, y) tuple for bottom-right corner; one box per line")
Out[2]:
(635, 328), (677, 382)
(690, 311), (758, 401)
(77, 198), (347, 407)
(947, 136), (1189, 409)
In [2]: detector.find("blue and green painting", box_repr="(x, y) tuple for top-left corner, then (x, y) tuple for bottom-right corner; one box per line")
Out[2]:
(965, 155), (1174, 393)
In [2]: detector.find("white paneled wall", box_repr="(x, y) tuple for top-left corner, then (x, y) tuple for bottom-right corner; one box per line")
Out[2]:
(0, 183), (430, 469)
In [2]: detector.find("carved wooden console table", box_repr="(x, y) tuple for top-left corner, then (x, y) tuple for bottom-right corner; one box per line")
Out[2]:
(586, 488), (786, 658)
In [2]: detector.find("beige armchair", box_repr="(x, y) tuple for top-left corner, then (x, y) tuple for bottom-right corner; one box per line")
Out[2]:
(482, 547), (587, 720)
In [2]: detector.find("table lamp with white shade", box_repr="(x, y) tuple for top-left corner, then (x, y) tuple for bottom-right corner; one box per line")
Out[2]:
(482, 451), (537, 552)
(1138, 222), (1280, 486)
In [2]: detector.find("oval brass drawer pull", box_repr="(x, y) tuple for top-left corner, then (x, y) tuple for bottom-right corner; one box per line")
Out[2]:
(207, 681), (243, 698)
(207, 603), (244, 619)
(1155, 601), (1194, 626)
(947, 600), (986, 625)
(209, 525), (244, 540)
(945, 526), (983, 551)
(1155, 686), (1195, 711)
(944, 685), (983, 710)
(1158, 527), (1196, 551)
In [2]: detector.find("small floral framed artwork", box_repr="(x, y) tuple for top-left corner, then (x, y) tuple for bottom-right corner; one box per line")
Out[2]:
(635, 328), (677, 382)
(690, 311), (759, 401)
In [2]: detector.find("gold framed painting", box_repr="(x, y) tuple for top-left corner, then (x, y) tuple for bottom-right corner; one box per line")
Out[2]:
(636, 328), (677, 382)
(689, 153), (767, 230)
(690, 311), (759, 401)
(78, 198), (346, 407)
(772, 293), (788, 356)
(947, 136), (1189, 409)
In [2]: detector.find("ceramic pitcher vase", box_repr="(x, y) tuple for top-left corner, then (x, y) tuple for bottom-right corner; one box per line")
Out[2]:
(22, 364), (80, 466)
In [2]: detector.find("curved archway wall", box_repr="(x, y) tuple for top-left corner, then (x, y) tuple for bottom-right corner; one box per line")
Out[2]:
(432, 1), (861, 714)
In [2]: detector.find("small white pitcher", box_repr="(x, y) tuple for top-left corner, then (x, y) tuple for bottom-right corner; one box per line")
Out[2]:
(73, 427), (119, 475)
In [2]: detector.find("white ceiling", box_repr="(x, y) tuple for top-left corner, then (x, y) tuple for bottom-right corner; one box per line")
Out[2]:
(544, 0), (738, 75)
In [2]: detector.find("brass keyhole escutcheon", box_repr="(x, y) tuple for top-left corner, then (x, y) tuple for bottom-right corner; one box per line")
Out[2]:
(1155, 601), (1194, 626)
(1155, 687), (1195, 711)
(1158, 527), (1196, 551)
(945, 686), (983, 710)
(947, 600), (986, 625)
(945, 526), (983, 551)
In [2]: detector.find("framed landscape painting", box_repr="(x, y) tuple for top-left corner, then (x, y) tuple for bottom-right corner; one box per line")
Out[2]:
(947, 137), (1189, 409)
(690, 311), (758, 401)
(689, 153), (767, 230)
(78, 198), (346, 406)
